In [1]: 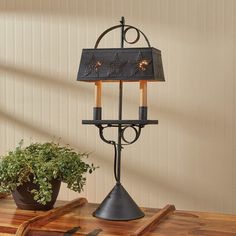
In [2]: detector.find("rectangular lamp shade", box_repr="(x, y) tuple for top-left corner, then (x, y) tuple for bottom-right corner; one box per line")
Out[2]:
(77, 47), (165, 82)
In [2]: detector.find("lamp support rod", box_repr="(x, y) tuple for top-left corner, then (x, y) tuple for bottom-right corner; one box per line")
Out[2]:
(116, 16), (125, 183)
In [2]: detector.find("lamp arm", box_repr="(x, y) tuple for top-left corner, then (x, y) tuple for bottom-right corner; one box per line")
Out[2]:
(98, 125), (115, 145)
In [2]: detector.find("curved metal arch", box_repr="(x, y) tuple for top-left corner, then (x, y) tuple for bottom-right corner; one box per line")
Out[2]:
(94, 24), (151, 49)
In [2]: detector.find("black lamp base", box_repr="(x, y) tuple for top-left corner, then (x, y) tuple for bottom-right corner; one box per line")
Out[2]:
(93, 183), (144, 221)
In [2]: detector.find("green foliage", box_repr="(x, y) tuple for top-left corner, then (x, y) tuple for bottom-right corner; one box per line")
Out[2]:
(0, 140), (96, 205)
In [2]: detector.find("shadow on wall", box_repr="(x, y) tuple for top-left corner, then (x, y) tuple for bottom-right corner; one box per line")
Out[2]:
(0, 62), (125, 105)
(0, 61), (232, 137)
(2, 61), (229, 137)
(0, 0), (227, 38)
(0, 0), (83, 16)
(0, 61), (232, 211)
(0, 62), (91, 96)
(1, 61), (229, 144)
(0, 106), (223, 212)
(0, 0), (124, 19)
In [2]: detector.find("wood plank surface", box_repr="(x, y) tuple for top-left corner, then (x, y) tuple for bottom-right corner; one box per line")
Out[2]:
(130, 204), (176, 236)
(16, 198), (87, 236)
(1, 197), (236, 235)
(0, 197), (66, 235)
(29, 203), (236, 236)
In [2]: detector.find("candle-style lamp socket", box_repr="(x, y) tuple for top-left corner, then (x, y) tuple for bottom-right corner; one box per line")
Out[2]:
(93, 107), (102, 120)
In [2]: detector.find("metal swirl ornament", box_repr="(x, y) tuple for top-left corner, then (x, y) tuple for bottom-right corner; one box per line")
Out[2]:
(123, 26), (140, 45)
(121, 125), (142, 145)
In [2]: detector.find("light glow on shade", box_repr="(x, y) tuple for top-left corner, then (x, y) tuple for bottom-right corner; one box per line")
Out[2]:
(95, 61), (102, 71)
(138, 59), (149, 71)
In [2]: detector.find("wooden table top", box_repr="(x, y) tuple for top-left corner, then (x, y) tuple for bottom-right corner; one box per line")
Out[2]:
(1, 197), (236, 236)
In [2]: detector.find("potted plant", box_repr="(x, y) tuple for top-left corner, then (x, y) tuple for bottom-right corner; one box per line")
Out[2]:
(0, 140), (96, 210)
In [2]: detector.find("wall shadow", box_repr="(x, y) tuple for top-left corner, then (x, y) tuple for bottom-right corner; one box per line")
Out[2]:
(0, 62), (227, 139)
(0, 0), (84, 16)
(0, 62), (91, 95)
(0, 107), (222, 212)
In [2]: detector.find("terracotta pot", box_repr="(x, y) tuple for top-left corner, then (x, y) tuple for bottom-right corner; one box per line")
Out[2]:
(12, 178), (61, 211)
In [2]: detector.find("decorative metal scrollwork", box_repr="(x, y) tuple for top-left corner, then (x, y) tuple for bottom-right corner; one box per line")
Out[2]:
(123, 26), (140, 45)
(121, 125), (141, 145)
(94, 24), (151, 49)
(98, 124), (142, 147)
(98, 125), (114, 145)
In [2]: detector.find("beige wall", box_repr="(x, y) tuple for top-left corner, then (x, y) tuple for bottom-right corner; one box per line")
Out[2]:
(0, 0), (236, 214)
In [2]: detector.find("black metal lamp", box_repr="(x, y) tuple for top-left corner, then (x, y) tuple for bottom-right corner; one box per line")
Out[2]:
(77, 17), (165, 221)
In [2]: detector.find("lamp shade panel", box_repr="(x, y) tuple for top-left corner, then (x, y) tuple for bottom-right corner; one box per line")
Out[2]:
(77, 47), (165, 82)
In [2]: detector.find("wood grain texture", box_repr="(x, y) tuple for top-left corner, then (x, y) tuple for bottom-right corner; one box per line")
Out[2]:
(130, 204), (175, 236)
(27, 205), (236, 236)
(1, 198), (236, 236)
(16, 198), (87, 236)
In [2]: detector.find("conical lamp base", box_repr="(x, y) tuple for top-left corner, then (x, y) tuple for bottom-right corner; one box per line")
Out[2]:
(93, 183), (144, 221)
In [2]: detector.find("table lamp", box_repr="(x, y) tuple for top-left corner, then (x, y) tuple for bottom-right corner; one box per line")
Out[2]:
(77, 17), (165, 221)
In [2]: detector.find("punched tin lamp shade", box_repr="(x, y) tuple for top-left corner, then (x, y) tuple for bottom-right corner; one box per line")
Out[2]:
(77, 47), (165, 82)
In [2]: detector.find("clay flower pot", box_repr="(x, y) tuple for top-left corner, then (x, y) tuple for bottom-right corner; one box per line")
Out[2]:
(0, 141), (96, 210)
(12, 179), (61, 211)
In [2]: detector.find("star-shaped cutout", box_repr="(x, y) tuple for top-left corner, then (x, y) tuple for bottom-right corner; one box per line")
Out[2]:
(107, 53), (127, 77)
(131, 52), (152, 77)
(83, 54), (102, 77)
